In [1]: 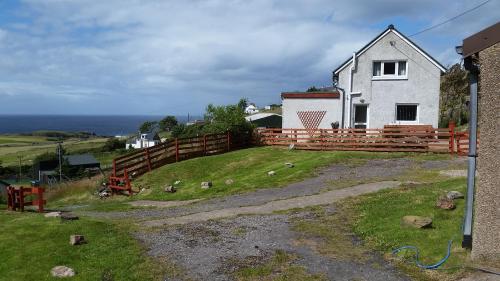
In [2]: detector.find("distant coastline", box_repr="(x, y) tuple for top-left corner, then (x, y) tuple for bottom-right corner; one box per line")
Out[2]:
(0, 115), (201, 136)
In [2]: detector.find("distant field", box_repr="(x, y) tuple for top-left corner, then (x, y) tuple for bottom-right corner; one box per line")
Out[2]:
(0, 135), (109, 167)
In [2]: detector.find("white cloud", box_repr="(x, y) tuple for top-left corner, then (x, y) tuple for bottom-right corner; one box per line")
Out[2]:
(0, 0), (498, 114)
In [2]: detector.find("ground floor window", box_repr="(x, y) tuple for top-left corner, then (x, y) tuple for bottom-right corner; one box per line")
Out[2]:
(396, 104), (418, 121)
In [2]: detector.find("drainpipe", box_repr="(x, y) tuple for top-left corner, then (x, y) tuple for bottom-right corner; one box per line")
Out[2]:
(346, 52), (362, 128)
(462, 56), (479, 249)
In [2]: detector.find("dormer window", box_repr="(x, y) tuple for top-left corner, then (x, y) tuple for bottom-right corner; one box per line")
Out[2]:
(373, 61), (407, 79)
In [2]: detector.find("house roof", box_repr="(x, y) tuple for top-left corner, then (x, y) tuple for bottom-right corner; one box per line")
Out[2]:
(245, 113), (282, 121)
(281, 92), (340, 99)
(462, 22), (500, 57)
(333, 24), (446, 75)
(63, 154), (99, 166)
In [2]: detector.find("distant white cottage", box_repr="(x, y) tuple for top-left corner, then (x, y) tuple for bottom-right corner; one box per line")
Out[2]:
(282, 25), (446, 130)
(126, 133), (161, 149)
(244, 104), (259, 114)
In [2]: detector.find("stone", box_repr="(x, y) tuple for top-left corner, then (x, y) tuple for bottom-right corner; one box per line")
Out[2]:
(99, 191), (110, 198)
(51, 266), (75, 278)
(268, 171), (276, 176)
(164, 185), (176, 193)
(401, 216), (433, 228)
(45, 211), (62, 218)
(288, 144), (295, 151)
(60, 213), (79, 221)
(225, 179), (234, 185)
(174, 180), (181, 185)
(70, 235), (86, 245)
(447, 191), (464, 200)
(285, 162), (294, 168)
(436, 196), (456, 210)
(201, 181), (212, 189)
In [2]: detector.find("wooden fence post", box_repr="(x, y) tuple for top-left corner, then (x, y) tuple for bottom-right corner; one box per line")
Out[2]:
(145, 148), (152, 172)
(36, 187), (44, 213)
(227, 131), (231, 151)
(175, 138), (179, 162)
(448, 122), (455, 154)
(203, 135), (207, 155)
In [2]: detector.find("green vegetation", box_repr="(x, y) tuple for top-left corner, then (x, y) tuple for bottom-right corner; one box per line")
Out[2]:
(439, 63), (469, 128)
(0, 212), (165, 281)
(234, 250), (326, 281)
(348, 178), (468, 279)
(289, 177), (469, 281)
(133, 147), (410, 201)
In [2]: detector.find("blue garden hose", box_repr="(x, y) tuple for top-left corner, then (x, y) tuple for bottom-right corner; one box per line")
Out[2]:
(392, 240), (453, 269)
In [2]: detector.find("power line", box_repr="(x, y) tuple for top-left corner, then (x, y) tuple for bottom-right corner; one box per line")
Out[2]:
(409, 0), (492, 37)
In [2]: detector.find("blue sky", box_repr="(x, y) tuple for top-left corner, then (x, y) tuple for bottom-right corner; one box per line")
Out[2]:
(0, 0), (498, 115)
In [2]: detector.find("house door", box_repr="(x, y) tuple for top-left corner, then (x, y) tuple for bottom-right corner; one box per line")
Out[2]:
(353, 104), (368, 129)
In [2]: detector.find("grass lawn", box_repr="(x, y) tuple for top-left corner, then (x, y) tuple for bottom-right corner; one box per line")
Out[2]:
(291, 177), (469, 281)
(133, 146), (446, 202)
(0, 135), (50, 145)
(0, 211), (165, 281)
(0, 137), (108, 167)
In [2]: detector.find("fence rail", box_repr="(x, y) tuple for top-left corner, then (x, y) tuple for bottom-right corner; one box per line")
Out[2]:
(255, 124), (466, 154)
(112, 131), (250, 179)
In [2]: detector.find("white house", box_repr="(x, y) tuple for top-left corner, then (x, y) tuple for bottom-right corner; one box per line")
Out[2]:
(126, 133), (161, 149)
(282, 25), (446, 130)
(244, 104), (259, 114)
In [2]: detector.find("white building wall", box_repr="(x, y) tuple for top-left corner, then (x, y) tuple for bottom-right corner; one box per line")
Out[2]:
(337, 31), (442, 128)
(282, 98), (342, 129)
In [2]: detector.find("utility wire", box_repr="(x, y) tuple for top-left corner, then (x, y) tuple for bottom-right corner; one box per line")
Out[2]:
(409, 0), (492, 37)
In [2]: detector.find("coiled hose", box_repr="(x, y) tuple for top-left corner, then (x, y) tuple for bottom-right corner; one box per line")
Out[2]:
(392, 240), (453, 269)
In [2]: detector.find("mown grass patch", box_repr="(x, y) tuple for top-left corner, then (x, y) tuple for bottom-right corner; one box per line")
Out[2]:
(344, 178), (469, 280)
(0, 211), (166, 281)
(132, 147), (439, 202)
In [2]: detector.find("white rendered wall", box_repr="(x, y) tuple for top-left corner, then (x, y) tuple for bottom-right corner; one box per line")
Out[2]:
(282, 98), (342, 129)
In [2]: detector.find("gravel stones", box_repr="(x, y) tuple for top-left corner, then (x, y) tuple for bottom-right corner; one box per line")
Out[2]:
(51, 266), (75, 278)
(401, 216), (433, 228)
(447, 191), (465, 200)
(70, 235), (86, 245)
(201, 181), (212, 189)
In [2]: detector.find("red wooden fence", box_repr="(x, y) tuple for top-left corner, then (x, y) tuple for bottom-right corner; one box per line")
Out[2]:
(255, 124), (464, 153)
(111, 131), (250, 183)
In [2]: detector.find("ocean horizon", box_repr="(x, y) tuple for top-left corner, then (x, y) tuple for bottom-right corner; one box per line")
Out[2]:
(0, 114), (202, 136)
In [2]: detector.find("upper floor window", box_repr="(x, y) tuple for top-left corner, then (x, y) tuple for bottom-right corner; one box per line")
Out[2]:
(373, 61), (407, 79)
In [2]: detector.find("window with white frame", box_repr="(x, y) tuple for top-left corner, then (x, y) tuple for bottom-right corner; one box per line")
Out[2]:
(373, 61), (407, 78)
(396, 104), (418, 122)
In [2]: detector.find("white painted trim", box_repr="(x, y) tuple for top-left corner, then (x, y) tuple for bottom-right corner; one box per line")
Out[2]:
(334, 29), (446, 75)
(394, 103), (419, 124)
(372, 60), (408, 79)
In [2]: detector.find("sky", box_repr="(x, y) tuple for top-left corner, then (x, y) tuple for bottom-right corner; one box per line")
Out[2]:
(0, 0), (498, 116)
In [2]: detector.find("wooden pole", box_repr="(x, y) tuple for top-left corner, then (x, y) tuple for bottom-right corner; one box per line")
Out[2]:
(449, 121), (455, 154)
(203, 135), (207, 155)
(175, 138), (179, 162)
(145, 148), (152, 171)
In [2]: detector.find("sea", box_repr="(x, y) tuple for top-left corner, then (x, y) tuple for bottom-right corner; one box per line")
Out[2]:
(0, 115), (201, 136)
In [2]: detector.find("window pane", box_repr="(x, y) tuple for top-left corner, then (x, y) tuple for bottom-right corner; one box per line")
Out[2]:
(383, 62), (396, 75)
(373, 62), (381, 76)
(396, 105), (417, 121)
(398, 61), (407, 76)
(354, 105), (367, 122)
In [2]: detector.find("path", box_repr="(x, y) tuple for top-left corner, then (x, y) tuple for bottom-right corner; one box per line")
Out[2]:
(144, 181), (401, 226)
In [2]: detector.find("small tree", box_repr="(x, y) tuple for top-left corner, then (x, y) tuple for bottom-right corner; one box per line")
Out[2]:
(440, 64), (469, 127)
(159, 116), (178, 132)
(306, 86), (319, 92)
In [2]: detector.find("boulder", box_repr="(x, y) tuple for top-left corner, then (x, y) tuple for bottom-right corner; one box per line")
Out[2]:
(285, 162), (294, 168)
(51, 266), (75, 278)
(60, 213), (79, 221)
(225, 179), (234, 185)
(447, 191), (464, 200)
(268, 171), (276, 176)
(70, 235), (86, 245)
(436, 196), (456, 210)
(45, 211), (62, 218)
(164, 185), (176, 193)
(401, 216), (432, 228)
(201, 181), (212, 189)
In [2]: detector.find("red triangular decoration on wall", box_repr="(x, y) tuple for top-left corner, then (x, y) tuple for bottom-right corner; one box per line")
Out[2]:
(297, 111), (326, 136)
